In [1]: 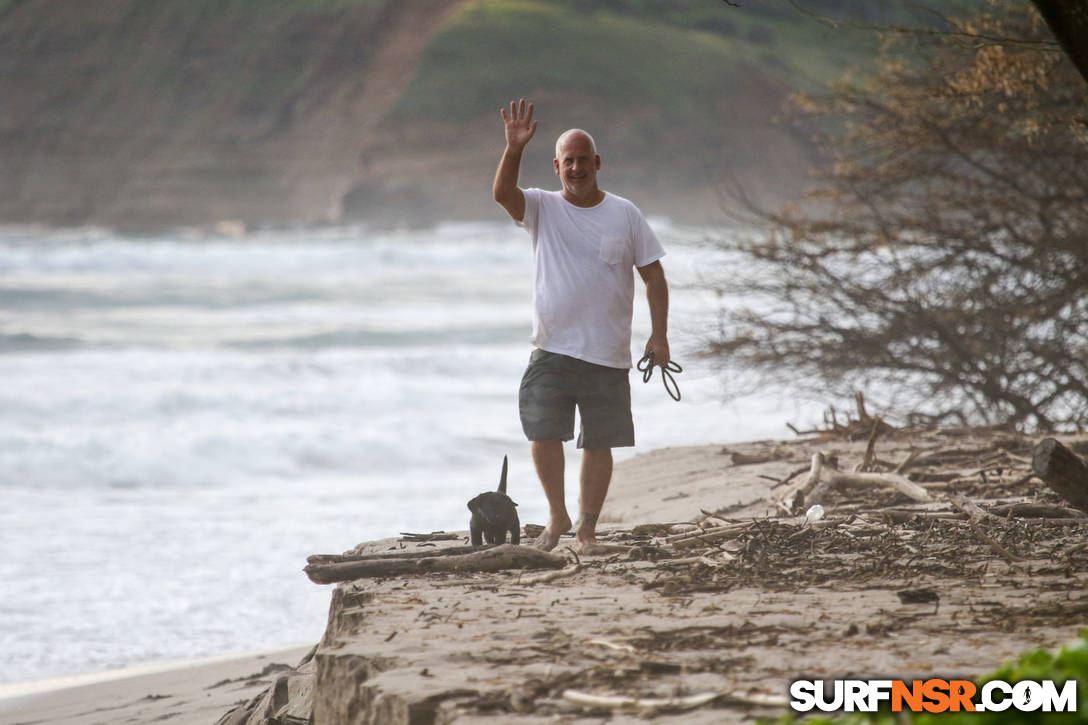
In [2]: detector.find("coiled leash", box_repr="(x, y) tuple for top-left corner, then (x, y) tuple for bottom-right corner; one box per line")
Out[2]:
(637, 352), (683, 401)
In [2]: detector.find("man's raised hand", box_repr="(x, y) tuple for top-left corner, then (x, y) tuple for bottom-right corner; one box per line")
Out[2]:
(492, 99), (536, 220)
(501, 99), (538, 150)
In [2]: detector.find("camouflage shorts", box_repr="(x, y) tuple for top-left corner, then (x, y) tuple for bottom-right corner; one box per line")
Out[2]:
(518, 349), (634, 449)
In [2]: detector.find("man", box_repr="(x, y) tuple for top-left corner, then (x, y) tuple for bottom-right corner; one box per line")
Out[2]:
(492, 98), (670, 554)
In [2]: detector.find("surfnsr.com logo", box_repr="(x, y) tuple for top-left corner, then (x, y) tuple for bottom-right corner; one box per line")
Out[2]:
(790, 678), (1078, 713)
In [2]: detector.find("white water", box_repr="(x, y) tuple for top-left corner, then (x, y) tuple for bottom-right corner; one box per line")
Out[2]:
(0, 221), (820, 686)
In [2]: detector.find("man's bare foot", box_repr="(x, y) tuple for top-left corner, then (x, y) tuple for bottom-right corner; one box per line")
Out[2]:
(574, 513), (629, 555)
(574, 536), (610, 555)
(574, 532), (630, 556)
(533, 514), (572, 551)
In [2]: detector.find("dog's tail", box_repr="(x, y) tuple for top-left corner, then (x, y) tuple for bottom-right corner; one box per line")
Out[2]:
(498, 455), (508, 494)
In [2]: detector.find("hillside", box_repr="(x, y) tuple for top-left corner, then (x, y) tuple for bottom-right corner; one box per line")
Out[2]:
(1, 0), (965, 231)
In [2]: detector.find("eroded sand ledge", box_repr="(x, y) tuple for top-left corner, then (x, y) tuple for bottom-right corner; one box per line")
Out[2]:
(214, 430), (1087, 723)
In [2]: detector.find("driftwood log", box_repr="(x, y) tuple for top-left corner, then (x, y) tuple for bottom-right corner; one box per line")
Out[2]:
(307, 544), (491, 566)
(1033, 438), (1088, 514)
(784, 452), (931, 512)
(987, 503), (1087, 519)
(304, 544), (566, 584)
(814, 470), (931, 505)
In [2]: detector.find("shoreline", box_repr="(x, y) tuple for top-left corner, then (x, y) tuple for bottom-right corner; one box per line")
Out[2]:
(0, 643), (314, 700)
(0, 645), (313, 725)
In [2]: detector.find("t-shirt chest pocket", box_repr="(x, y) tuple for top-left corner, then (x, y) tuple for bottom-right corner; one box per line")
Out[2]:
(597, 236), (627, 266)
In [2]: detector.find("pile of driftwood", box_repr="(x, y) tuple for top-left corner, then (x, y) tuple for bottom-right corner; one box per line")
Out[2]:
(642, 507), (1088, 601)
(635, 434), (1088, 597)
(786, 393), (896, 441)
(777, 434), (1088, 521)
(304, 431), (1088, 586)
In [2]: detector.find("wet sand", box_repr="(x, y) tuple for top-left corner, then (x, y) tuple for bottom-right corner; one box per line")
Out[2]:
(0, 646), (311, 725)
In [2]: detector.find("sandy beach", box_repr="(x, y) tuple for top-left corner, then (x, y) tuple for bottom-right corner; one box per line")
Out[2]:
(0, 646), (313, 725)
(5, 428), (1087, 724)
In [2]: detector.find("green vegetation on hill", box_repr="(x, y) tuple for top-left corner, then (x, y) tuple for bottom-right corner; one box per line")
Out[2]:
(393, 0), (980, 125)
(391, 0), (882, 125)
(0, 0), (993, 228)
(380, 0), (964, 216)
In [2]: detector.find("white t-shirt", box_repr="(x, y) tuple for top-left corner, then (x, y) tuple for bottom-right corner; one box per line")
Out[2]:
(517, 188), (665, 369)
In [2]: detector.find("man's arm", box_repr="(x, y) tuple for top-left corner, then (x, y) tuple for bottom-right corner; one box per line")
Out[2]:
(492, 99), (538, 222)
(637, 260), (670, 366)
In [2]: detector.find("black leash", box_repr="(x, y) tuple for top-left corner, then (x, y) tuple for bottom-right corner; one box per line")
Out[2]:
(637, 352), (683, 401)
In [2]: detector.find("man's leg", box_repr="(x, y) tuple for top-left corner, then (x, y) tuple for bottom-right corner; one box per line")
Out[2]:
(576, 447), (613, 553)
(531, 439), (571, 551)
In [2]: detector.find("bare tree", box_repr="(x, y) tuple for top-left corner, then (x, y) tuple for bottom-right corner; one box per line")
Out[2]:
(707, 0), (1088, 431)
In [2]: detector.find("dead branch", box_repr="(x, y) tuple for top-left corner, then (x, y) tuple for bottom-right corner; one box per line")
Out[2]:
(798, 451), (932, 510)
(665, 552), (736, 566)
(586, 638), (636, 653)
(966, 518), (1025, 563)
(777, 464), (813, 489)
(728, 450), (789, 466)
(947, 493), (1004, 522)
(304, 544), (566, 584)
(894, 450), (923, 474)
(833, 472), (931, 501)
(307, 544), (494, 566)
(779, 452), (827, 513)
(998, 448), (1033, 465)
(516, 564), (583, 586)
(1010, 518), (1088, 526)
(987, 503), (1087, 519)
(856, 416), (885, 472)
(399, 531), (460, 542)
(788, 395), (896, 441)
(666, 521), (754, 550)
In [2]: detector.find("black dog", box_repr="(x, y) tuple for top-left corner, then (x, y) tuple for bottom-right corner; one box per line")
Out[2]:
(468, 455), (520, 545)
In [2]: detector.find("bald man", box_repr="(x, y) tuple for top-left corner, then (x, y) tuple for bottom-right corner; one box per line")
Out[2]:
(492, 98), (670, 555)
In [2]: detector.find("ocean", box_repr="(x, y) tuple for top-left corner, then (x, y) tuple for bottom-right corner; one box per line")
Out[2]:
(0, 220), (818, 686)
